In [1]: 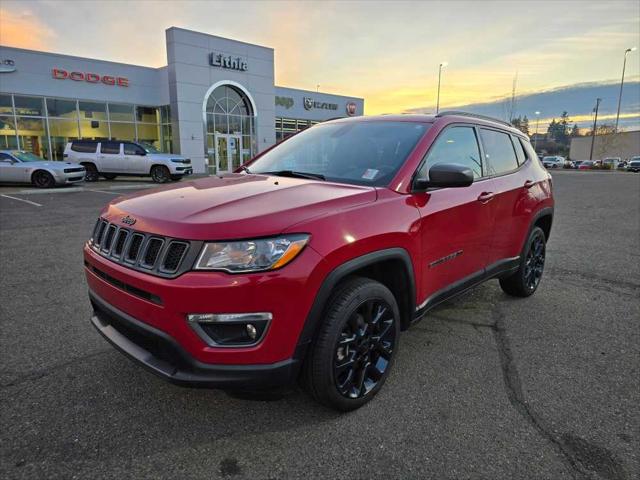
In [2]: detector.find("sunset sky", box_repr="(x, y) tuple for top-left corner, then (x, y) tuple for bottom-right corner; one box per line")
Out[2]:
(1, 0), (639, 128)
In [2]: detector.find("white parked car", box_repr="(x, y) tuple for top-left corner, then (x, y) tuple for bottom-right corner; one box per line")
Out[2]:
(602, 157), (621, 169)
(0, 150), (86, 188)
(542, 156), (566, 169)
(63, 140), (192, 183)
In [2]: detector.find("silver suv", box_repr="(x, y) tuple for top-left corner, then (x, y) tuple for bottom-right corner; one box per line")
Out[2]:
(64, 140), (192, 183)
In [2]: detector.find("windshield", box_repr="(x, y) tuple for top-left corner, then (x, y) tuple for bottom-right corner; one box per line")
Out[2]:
(12, 151), (43, 162)
(248, 121), (430, 186)
(139, 142), (161, 154)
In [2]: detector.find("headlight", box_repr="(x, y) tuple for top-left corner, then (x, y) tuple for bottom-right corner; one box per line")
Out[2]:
(194, 234), (309, 272)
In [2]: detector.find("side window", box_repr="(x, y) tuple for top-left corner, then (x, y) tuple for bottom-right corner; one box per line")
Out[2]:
(71, 141), (97, 153)
(124, 143), (144, 155)
(480, 128), (519, 175)
(512, 136), (527, 166)
(418, 126), (483, 179)
(100, 142), (121, 154)
(0, 153), (14, 162)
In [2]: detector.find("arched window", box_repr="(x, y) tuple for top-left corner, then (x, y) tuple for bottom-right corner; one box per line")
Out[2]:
(204, 84), (256, 174)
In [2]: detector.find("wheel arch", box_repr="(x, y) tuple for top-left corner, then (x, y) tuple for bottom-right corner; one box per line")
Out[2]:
(294, 248), (416, 361)
(30, 169), (54, 184)
(149, 163), (170, 174)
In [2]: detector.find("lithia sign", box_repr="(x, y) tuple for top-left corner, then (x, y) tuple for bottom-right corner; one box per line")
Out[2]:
(209, 52), (248, 71)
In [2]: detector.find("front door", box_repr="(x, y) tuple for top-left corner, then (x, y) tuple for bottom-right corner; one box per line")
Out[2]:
(214, 133), (242, 174)
(412, 125), (498, 306)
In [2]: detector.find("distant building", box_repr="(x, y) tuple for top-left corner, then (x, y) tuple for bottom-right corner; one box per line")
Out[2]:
(570, 130), (640, 160)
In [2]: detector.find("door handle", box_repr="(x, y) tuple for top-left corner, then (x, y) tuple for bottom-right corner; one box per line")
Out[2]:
(524, 180), (535, 189)
(477, 192), (495, 203)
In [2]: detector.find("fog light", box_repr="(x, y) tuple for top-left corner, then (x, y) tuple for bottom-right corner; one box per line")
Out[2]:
(246, 324), (257, 340)
(186, 312), (272, 347)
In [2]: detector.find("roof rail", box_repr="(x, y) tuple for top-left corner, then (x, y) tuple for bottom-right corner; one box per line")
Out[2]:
(435, 111), (513, 128)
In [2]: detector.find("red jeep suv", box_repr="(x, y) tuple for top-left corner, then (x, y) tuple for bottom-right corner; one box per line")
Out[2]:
(85, 112), (553, 411)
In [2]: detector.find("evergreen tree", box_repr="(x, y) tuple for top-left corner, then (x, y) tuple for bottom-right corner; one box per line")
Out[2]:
(521, 115), (530, 136)
(571, 124), (580, 137)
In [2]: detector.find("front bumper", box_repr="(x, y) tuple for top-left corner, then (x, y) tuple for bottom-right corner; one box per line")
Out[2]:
(90, 290), (300, 389)
(56, 171), (86, 184)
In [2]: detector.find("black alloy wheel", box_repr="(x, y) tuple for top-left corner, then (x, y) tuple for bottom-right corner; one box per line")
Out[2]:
(499, 226), (546, 297)
(334, 299), (396, 399)
(524, 231), (545, 291)
(151, 165), (170, 183)
(303, 277), (400, 411)
(84, 164), (99, 182)
(32, 170), (55, 188)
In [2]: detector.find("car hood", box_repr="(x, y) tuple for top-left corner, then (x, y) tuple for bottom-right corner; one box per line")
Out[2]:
(24, 161), (82, 170)
(101, 174), (377, 240)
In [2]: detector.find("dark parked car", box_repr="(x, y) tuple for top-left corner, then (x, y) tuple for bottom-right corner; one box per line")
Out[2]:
(85, 112), (554, 411)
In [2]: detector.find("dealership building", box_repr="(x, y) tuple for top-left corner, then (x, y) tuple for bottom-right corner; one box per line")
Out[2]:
(0, 27), (364, 174)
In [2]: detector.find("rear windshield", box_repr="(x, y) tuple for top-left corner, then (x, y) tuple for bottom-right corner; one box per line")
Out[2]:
(71, 141), (97, 153)
(248, 121), (431, 186)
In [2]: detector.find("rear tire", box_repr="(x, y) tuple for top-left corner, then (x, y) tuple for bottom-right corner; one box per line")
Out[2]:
(32, 170), (55, 188)
(302, 277), (400, 411)
(83, 163), (99, 182)
(151, 165), (170, 183)
(102, 173), (118, 180)
(499, 226), (546, 297)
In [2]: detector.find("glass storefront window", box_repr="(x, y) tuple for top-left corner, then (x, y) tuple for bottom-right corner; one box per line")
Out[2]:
(0, 95), (13, 115)
(79, 101), (108, 121)
(48, 118), (79, 161)
(161, 124), (172, 153)
(14, 96), (45, 116)
(47, 98), (77, 118)
(160, 105), (171, 123)
(109, 122), (135, 141)
(79, 119), (110, 140)
(137, 122), (161, 149)
(108, 103), (134, 122)
(0, 115), (18, 149)
(16, 117), (48, 158)
(228, 115), (241, 134)
(136, 106), (160, 123)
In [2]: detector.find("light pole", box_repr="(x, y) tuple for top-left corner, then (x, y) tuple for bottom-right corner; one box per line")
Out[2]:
(589, 98), (602, 161)
(316, 84), (320, 93)
(436, 62), (448, 114)
(534, 111), (541, 151)
(615, 47), (636, 132)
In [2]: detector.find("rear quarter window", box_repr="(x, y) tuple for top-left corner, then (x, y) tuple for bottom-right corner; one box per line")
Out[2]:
(71, 141), (97, 153)
(100, 142), (121, 154)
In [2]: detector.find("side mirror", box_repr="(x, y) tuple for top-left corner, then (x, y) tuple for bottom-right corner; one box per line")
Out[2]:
(414, 163), (474, 191)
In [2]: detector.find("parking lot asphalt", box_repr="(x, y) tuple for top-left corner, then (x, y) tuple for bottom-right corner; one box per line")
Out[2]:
(1, 170), (638, 480)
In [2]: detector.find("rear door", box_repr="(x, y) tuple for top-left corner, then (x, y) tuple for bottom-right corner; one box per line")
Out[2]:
(413, 124), (498, 304)
(123, 142), (147, 174)
(98, 141), (124, 173)
(478, 128), (532, 265)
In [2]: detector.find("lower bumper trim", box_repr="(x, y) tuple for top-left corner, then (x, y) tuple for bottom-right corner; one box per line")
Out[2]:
(89, 290), (300, 389)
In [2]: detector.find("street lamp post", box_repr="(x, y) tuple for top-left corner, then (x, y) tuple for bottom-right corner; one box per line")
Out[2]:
(589, 98), (602, 161)
(436, 62), (448, 114)
(534, 111), (541, 151)
(615, 47), (636, 132)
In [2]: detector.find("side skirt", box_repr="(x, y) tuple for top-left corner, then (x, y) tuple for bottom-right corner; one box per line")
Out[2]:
(412, 256), (520, 323)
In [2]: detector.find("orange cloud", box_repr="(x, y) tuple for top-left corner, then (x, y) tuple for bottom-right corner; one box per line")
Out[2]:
(0, 8), (55, 50)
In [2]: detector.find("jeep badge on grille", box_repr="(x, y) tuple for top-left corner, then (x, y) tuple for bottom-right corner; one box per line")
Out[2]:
(121, 215), (137, 226)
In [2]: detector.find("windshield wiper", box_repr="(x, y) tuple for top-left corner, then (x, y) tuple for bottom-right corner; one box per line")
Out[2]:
(263, 170), (325, 181)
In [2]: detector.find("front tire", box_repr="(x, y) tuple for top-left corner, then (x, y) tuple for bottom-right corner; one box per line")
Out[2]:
(170, 175), (183, 181)
(32, 170), (55, 188)
(303, 277), (400, 411)
(499, 226), (546, 297)
(83, 164), (99, 182)
(151, 165), (170, 183)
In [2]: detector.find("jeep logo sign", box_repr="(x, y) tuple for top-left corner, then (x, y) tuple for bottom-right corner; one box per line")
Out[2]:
(275, 96), (294, 109)
(303, 97), (338, 111)
(209, 53), (248, 71)
(52, 68), (129, 87)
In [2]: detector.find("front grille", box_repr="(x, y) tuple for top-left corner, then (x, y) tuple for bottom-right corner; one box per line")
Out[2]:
(88, 217), (198, 278)
(141, 238), (164, 268)
(64, 167), (85, 173)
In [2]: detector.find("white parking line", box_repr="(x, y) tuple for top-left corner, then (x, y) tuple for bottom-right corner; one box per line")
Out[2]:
(0, 194), (43, 207)
(87, 190), (123, 195)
